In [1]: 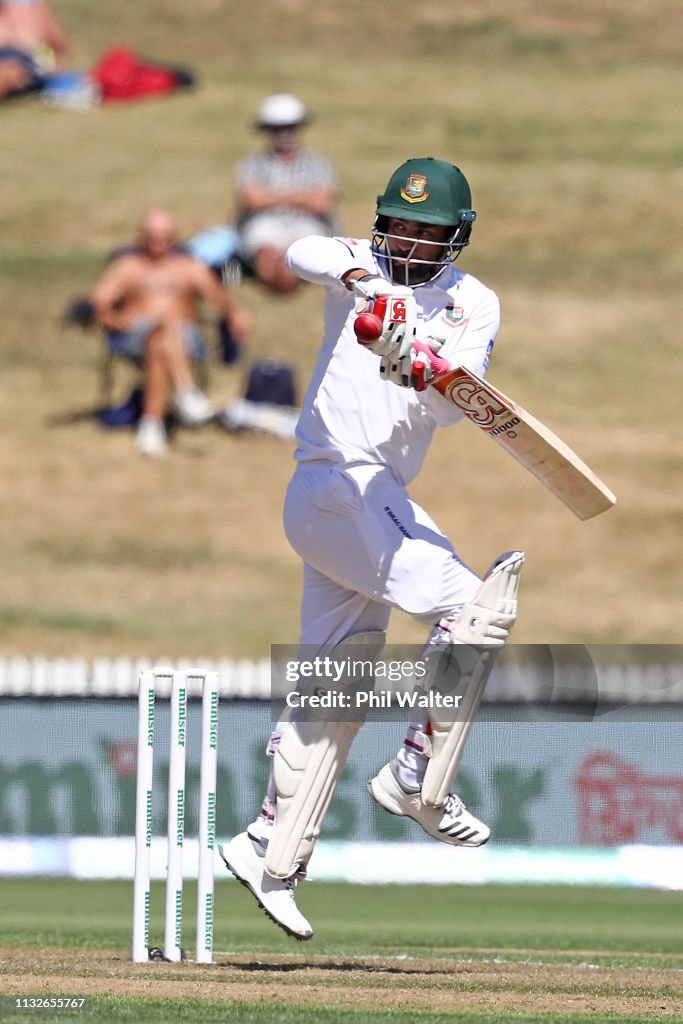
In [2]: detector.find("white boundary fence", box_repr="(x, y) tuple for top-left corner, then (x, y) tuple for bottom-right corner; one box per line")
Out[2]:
(0, 657), (271, 698)
(1, 655), (682, 701)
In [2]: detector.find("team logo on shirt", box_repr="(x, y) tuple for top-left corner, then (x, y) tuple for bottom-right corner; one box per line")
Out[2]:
(400, 174), (429, 203)
(444, 305), (464, 324)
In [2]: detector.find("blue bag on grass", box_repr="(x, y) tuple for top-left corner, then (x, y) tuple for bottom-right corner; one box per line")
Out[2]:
(97, 387), (143, 428)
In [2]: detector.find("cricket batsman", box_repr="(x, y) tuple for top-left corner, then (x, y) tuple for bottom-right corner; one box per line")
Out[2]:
(220, 157), (524, 938)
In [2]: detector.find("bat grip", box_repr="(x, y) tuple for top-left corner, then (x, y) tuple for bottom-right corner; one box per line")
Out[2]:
(413, 339), (451, 377)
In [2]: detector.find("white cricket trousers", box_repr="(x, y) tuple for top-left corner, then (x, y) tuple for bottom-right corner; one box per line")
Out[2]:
(283, 461), (481, 651)
(252, 460), (481, 837)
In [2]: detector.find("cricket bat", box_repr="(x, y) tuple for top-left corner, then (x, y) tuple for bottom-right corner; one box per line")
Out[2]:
(431, 365), (616, 521)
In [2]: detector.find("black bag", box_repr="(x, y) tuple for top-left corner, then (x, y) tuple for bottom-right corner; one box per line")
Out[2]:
(244, 360), (297, 407)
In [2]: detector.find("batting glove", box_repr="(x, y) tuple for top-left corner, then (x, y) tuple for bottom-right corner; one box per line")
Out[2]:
(351, 275), (417, 357)
(380, 339), (452, 391)
(379, 350), (420, 388)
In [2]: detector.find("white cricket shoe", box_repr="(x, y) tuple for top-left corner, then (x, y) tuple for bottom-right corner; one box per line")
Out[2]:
(368, 760), (490, 847)
(135, 417), (168, 457)
(173, 388), (214, 426)
(218, 832), (313, 941)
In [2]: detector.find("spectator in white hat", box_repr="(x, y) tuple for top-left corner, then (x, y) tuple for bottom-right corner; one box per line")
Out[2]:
(234, 93), (339, 294)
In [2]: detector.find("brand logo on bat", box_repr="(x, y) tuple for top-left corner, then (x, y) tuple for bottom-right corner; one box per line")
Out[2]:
(445, 378), (509, 427)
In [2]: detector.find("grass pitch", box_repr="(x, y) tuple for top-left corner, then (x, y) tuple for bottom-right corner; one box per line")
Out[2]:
(0, 879), (682, 1022)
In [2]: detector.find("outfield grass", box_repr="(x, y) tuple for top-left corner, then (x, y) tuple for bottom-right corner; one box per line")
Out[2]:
(3, 879), (683, 961)
(0, 1002), (672, 1024)
(0, 880), (682, 1022)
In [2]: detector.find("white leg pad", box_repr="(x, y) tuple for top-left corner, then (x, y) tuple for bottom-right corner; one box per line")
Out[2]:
(265, 630), (386, 879)
(421, 551), (524, 809)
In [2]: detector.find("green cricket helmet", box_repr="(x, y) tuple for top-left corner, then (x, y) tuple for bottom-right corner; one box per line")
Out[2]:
(372, 157), (476, 285)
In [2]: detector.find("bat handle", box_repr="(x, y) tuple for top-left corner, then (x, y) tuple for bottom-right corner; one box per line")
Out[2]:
(413, 339), (452, 379)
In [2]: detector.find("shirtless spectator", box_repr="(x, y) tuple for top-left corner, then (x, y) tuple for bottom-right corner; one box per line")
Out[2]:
(235, 94), (338, 294)
(91, 208), (251, 457)
(0, 0), (68, 99)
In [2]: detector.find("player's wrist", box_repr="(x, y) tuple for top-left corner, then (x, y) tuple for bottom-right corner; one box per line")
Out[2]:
(343, 270), (374, 291)
(350, 275), (413, 302)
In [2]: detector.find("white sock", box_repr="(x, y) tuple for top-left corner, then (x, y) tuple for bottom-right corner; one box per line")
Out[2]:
(395, 719), (429, 792)
(247, 782), (276, 852)
(394, 622), (458, 791)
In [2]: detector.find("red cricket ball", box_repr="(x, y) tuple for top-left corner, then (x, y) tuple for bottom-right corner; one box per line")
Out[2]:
(354, 313), (383, 344)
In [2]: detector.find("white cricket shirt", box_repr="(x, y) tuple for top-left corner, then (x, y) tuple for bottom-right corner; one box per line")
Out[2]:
(287, 235), (500, 486)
